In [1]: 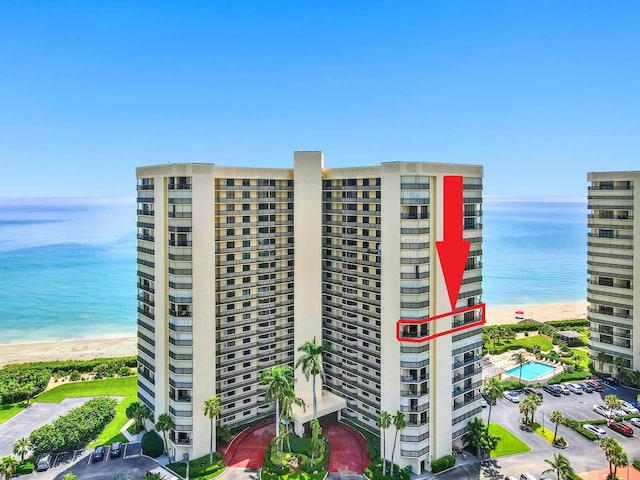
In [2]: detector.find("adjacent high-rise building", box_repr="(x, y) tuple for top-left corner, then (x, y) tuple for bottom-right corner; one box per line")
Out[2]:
(136, 152), (483, 473)
(587, 172), (640, 375)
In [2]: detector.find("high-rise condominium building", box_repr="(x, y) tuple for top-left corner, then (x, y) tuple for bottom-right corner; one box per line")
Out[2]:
(587, 171), (640, 375)
(136, 152), (483, 473)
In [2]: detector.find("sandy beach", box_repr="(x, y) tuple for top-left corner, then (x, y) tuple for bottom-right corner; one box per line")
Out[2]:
(0, 302), (587, 367)
(486, 300), (588, 326)
(0, 336), (137, 368)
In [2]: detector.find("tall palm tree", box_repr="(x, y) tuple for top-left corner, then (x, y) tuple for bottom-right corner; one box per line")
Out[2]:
(611, 445), (629, 480)
(549, 410), (564, 443)
(376, 411), (392, 476)
(295, 337), (329, 420)
(526, 393), (542, 424)
(390, 411), (406, 475)
(605, 394), (622, 420)
(0, 456), (19, 480)
(519, 395), (534, 425)
(512, 352), (527, 385)
(155, 413), (174, 457)
(126, 401), (153, 432)
(260, 365), (295, 437)
(483, 377), (504, 426)
(12, 438), (29, 463)
(279, 388), (305, 453)
(600, 437), (619, 478)
(203, 396), (221, 464)
(543, 453), (575, 480)
(597, 351), (607, 373)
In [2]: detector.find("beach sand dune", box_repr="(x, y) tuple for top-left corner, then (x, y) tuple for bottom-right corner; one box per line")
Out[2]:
(0, 301), (588, 367)
(486, 301), (587, 326)
(0, 336), (137, 368)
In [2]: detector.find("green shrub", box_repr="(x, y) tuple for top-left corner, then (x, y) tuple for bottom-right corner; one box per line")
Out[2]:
(633, 459), (640, 470)
(28, 397), (117, 454)
(141, 430), (164, 458)
(167, 453), (225, 478)
(545, 319), (587, 328)
(0, 366), (51, 404)
(69, 370), (82, 381)
(430, 455), (455, 474)
(575, 427), (597, 441)
(216, 425), (233, 443)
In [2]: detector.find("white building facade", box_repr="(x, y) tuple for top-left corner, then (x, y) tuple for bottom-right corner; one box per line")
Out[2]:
(136, 152), (483, 473)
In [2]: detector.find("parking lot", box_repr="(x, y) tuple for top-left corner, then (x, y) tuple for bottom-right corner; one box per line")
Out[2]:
(20, 442), (155, 480)
(487, 381), (640, 478)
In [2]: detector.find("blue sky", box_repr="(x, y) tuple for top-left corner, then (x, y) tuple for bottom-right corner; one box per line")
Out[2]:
(1, 1), (638, 198)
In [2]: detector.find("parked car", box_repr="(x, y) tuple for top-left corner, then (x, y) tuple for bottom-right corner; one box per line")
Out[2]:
(505, 476), (519, 480)
(586, 380), (603, 392)
(557, 384), (570, 395)
(110, 441), (123, 458)
(36, 454), (51, 472)
(584, 424), (607, 439)
(92, 445), (106, 462)
(620, 401), (639, 414)
(567, 383), (583, 394)
(629, 417), (640, 428)
(543, 385), (562, 397)
(523, 387), (543, 399)
(601, 376), (618, 385)
(593, 404), (610, 417)
(608, 421), (634, 437)
(481, 397), (488, 408)
(520, 473), (538, 480)
(504, 391), (521, 403)
(579, 382), (594, 393)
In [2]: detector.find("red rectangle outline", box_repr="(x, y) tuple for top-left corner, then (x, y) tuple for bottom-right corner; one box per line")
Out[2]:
(396, 303), (486, 343)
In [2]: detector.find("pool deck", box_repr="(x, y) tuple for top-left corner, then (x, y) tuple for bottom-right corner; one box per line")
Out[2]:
(485, 349), (565, 384)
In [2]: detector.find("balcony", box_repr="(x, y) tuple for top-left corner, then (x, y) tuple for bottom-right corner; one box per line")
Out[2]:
(169, 240), (192, 247)
(168, 183), (192, 190)
(400, 374), (428, 384)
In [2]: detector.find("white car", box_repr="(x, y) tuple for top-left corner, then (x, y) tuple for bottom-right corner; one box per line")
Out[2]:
(567, 383), (583, 394)
(481, 397), (488, 408)
(504, 391), (521, 403)
(629, 417), (640, 428)
(584, 424), (607, 439)
(557, 384), (570, 395)
(594, 404), (610, 417)
(620, 401), (639, 414)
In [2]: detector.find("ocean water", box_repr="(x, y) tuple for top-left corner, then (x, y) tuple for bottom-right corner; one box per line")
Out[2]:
(0, 197), (587, 344)
(0, 198), (137, 343)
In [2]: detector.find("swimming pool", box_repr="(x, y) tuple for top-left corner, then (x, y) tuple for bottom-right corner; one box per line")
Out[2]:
(506, 361), (555, 381)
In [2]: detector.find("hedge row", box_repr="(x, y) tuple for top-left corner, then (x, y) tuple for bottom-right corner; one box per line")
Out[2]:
(430, 455), (455, 473)
(28, 397), (117, 455)
(364, 458), (410, 480)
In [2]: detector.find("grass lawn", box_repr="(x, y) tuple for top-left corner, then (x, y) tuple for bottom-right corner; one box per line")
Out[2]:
(261, 471), (326, 480)
(489, 423), (531, 458)
(168, 454), (226, 479)
(510, 335), (554, 352)
(532, 422), (555, 443)
(0, 402), (27, 425)
(35, 376), (137, 447)
(569, 348), (591, 369)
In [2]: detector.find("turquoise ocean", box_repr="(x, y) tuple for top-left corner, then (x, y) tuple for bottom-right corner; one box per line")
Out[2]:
(0, 197), (587, 344)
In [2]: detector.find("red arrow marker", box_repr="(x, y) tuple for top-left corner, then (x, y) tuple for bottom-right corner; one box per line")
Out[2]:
(436, 176), (471, 310)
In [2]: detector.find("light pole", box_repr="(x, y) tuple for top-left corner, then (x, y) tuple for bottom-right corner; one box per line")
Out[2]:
(541, 411), (545, 433)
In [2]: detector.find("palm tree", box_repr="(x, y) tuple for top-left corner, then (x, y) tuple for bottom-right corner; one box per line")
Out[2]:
(279, 388), (305, 453)
(0, 456), (19, 480)
(597, 351), (607, 373)
(512, 352), (527, 385)
(600, 437), (620, 478)
(483, 377), (504, 426)
(611, 445), (629, 480)
(613, 356), (624, 377)
(390, 411), (406, 475)
(203, 396), (221, 464)
(376, 411), (392, 476)
(295, 336), (329, 420)
(155, 413), (174, 457)
(260, 365), (295, 437)
(126, 401), (153, 432)
(605, 394), (622, 420)
(519, 395), (536, 425)
(62, 474), (78, 480)
(526, 393), (542, 424)
(12, 438), (29, 463)
(543, 453), (575, 480)
(549, 410), (564, 443)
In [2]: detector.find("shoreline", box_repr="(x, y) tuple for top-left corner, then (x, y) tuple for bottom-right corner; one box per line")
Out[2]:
(485, 300), (588, 326)
(0, 301), (589, 367)
(0, 336), (137, 368)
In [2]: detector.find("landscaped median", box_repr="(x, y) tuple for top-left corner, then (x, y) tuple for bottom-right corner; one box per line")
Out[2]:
(488, 423), (531, 457)
(167, 452), (226, 480)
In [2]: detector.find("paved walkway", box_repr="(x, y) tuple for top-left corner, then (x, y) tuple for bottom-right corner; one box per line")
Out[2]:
(325, 422), (369, 473)
(221, 420), (275, 469)
(0, 397), (96, 458)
